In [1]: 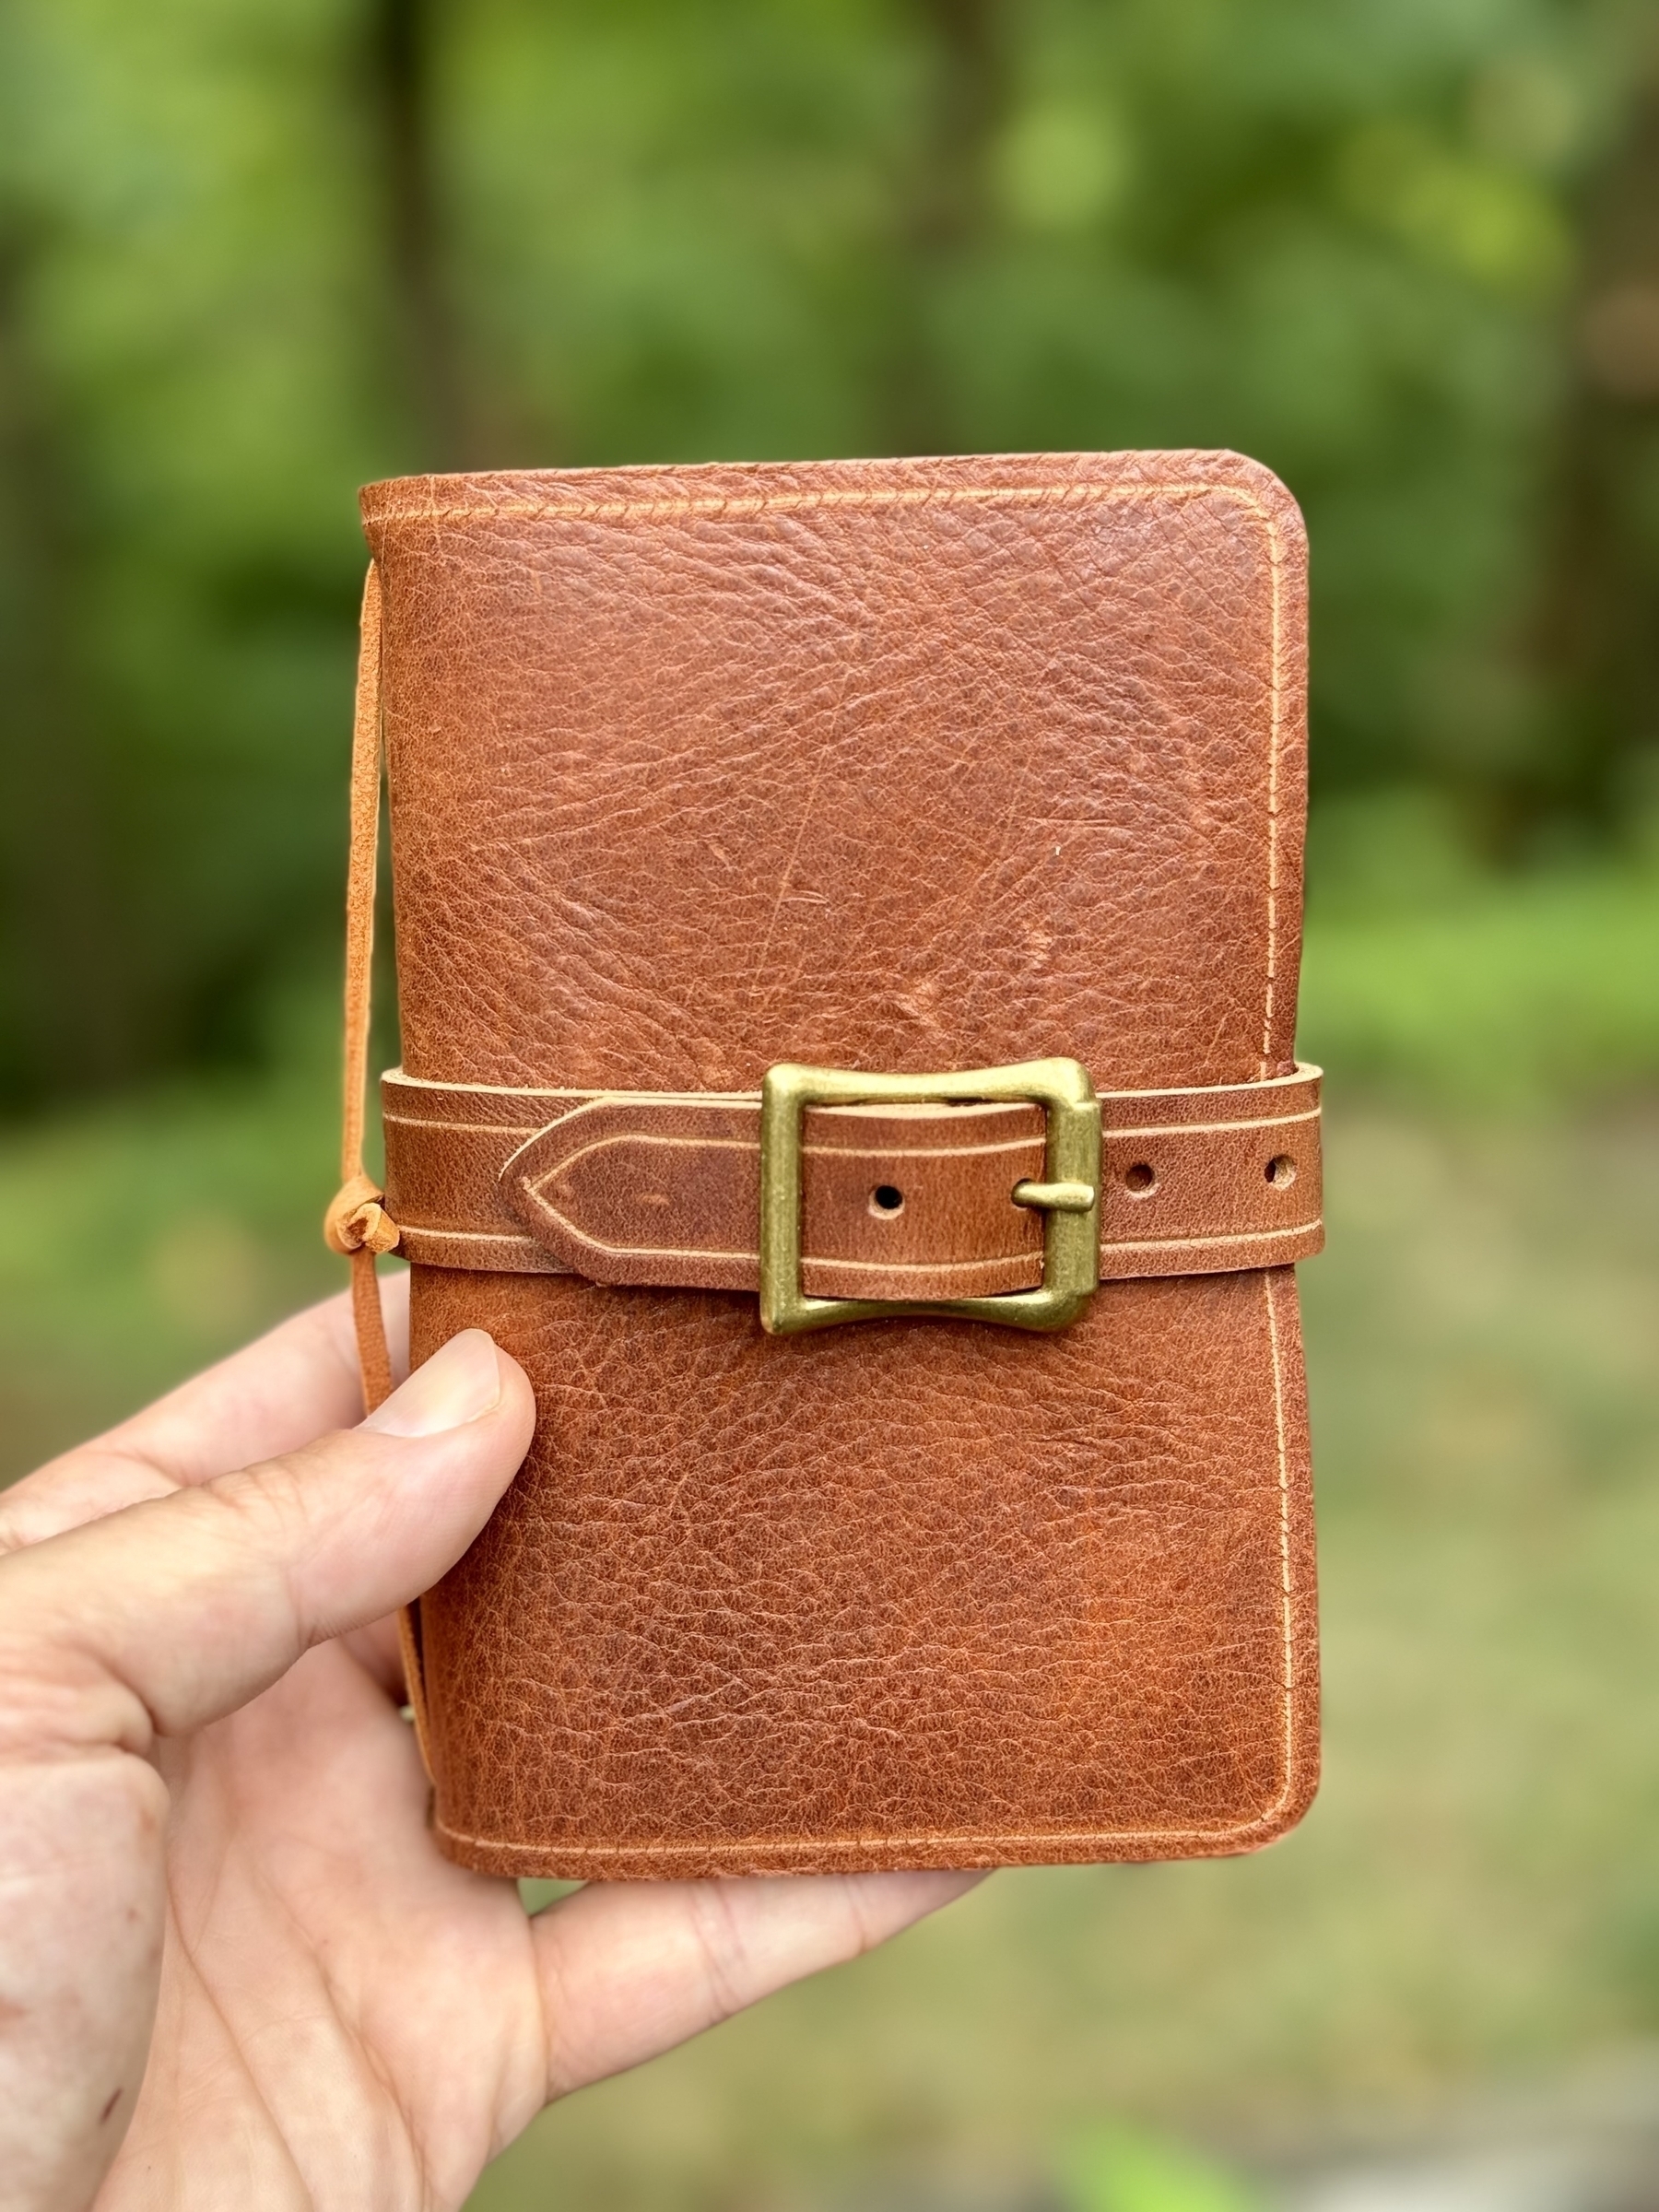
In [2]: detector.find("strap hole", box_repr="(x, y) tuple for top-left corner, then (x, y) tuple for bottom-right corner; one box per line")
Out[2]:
(1266, 1154), (1297, 1188)
(1124, 1161), (1157, 1195)
(869, 1184), (905, 1218)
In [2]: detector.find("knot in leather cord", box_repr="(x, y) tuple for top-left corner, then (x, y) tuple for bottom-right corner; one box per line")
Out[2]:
(324, 1171), (402, 1257)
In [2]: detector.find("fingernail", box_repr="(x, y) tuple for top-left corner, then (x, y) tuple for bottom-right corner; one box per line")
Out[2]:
(363, 1329), (502, 1438)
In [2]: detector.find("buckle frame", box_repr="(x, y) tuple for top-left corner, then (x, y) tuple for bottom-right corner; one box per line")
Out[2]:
(759, 1057), (1101, 1336)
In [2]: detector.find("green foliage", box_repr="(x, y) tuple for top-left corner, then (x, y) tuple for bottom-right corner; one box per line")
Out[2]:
(0, 980), (340, 1477)
(1055, 2125), (1260, 2212)
(1304, 876), (1659, 1108)
(0, 0), (1655, 1103)
(1302, 799), (1659, 1106)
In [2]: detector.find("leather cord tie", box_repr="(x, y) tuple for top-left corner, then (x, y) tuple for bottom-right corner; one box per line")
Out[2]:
(325, 560), (401, 1414)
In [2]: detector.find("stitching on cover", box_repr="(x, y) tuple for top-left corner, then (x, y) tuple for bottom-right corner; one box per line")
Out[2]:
(1261, 505), (1288, 1077)
(435, 1823), (1287, 1858)
(375, 478), (1241, 524)
(1261, 1266), (1299, 1830)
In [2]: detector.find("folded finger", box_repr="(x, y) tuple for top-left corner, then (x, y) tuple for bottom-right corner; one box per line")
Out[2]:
(339, 1616), (408, 1700)
(533, 1869), (982, 2098)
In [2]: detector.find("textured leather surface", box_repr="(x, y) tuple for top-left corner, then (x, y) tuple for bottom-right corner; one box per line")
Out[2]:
(409, 1265), (1316, 1877)
(381, 1065), (1324, 1294)
(363, 448), (1319, 1877)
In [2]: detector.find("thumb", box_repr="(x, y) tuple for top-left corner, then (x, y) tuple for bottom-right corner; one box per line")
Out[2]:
(0, 1330), (535, 1758)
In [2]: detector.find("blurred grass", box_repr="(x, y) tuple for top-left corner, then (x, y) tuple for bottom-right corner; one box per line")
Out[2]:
(1057, 2127), (1265, 2212)
(1302, 861), (1659, 1108)
(0, 980), (342, 1479)
(3, 861), (1658, 2206)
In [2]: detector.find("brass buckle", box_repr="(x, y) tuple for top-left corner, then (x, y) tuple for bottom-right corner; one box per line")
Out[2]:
(759, 1058), (1101, 1336)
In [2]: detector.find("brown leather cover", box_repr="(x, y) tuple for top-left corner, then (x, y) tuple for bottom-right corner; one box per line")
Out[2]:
(362, 450), (1319, 1878)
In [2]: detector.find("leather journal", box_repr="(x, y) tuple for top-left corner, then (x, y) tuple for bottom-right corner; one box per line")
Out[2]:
(325, 450), (1323, 1880)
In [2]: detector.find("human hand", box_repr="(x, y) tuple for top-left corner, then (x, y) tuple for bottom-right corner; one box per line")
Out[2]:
(0, 1280), (978, 2211)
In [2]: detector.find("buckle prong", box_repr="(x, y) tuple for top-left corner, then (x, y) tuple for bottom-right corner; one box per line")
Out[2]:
(759, 1057), (1101, 1336)
(1012, 1179), (1097, 1214)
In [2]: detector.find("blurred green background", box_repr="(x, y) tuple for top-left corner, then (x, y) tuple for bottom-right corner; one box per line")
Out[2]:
(3, 1), (1659, 2205)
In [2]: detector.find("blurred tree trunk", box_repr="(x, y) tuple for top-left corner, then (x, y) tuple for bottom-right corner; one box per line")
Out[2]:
(1530, 60), (1659, 837)
(881, 0), (1011, 454)
(907, 0), (1006, 257)
(365, 0), (476, 469)
(0, 218), (137, 1104)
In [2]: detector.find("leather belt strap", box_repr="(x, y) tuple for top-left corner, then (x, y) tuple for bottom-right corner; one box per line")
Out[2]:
(382, 1064), (1324, 1299)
